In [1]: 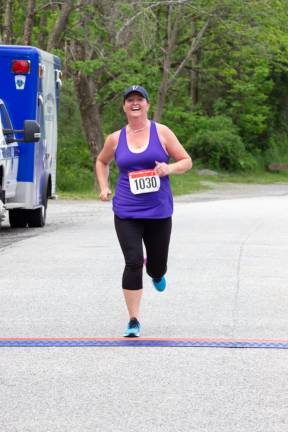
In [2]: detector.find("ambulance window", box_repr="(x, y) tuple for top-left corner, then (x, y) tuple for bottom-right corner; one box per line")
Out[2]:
(0, 104), (14, 144)
(0, 104), (13, 131)
(38, 97), (45, 139)
(0, 116), (4, 144)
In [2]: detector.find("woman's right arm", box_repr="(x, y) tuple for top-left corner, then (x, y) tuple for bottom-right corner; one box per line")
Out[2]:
(96, 132), (118, 201)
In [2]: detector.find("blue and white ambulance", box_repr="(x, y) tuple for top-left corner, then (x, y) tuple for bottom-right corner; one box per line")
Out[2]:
(0, 45), (61, 228)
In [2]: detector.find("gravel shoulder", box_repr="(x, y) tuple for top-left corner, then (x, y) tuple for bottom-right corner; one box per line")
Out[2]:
(175, 181), (288, 202)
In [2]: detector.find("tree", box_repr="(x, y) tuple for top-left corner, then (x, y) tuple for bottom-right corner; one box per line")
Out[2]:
(47, 0), (75, 51)
(153, 5), (179, 121)
(2, 0), (13, 44)
(23, 0), (36, 45)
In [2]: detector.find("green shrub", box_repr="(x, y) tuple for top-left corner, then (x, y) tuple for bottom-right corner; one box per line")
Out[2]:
(263, 132), (288, 166)
(57, 80), (94, 192)
(56, 165), (94, 192)
(162, 108), (256, 171)
(186, 114), (257, 171)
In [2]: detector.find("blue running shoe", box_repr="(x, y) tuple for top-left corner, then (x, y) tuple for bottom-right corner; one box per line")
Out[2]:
(152, 276), (166, 292)
(123, 318), (141, 337)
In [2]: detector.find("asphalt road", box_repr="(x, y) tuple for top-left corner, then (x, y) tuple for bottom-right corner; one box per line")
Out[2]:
(0, 183), (288, 431)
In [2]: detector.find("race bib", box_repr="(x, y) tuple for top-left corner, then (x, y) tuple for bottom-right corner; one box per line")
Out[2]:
(128, 169), (160, 195)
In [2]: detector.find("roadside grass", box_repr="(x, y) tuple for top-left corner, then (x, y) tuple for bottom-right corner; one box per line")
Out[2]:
(56, 169), (288, 200)
(170, 170), (208, 195)
(56, 190), (97, 200)
(205, 170), (288, 184)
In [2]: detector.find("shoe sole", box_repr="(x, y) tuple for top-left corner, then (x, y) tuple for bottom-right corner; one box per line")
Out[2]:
(123, 327), (141, 337)
(124, 333), (140, 338)
(154, 286), (166, 292)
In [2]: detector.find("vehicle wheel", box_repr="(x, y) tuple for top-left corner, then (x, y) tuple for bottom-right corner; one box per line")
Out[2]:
(9, 209), (28, 228)
(27, 205), (46, 228)
(0, 185), (5, 228)
(27, 181), (48, 228)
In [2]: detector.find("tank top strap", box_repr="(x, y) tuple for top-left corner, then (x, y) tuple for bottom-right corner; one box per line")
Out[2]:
(119, 126), (127, 146)
(150, 120), (163, 146)
(150, 120), (158, 140)
(115, 126), (127, 158)
(149, 120), (169, 159)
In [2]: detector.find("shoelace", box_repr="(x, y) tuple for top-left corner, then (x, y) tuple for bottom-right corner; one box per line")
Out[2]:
(129, 318), (140, 329)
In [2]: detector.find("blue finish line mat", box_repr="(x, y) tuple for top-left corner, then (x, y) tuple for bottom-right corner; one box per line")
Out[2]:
(0, 337), (288, 349)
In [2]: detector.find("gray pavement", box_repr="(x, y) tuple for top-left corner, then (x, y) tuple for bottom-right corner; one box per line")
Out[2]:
(0, 183), (288, 431)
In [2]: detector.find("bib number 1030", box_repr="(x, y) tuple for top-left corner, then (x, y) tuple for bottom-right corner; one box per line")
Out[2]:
(128, 169), (160, 195)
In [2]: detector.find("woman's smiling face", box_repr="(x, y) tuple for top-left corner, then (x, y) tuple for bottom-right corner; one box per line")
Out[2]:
(123, 93), (150, 118)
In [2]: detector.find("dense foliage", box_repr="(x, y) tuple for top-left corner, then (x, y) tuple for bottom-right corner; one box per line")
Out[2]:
(1, 0), (288, 191)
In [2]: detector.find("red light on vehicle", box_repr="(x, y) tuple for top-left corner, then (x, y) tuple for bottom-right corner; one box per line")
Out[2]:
(11, 60), (30, 74)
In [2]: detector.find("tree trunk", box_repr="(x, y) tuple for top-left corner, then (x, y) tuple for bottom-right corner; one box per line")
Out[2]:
(38, 13), (48, 49)
(23, 0), (35, 45)
(3, 0), (13, 44)
(154, 15), (209, 119)
(191, 17), (199, 108)
(71, 0), (105, 190)
(47, 0), (74, 51)
(154, 6), (179, 122)
(168, 18), (210, 88)
(74, 71), (104, 175)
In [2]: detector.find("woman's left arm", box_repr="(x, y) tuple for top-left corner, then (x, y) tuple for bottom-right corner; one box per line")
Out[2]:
(155, 124), (192, 177)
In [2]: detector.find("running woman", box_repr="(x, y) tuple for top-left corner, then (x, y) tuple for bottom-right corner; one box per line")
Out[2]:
(96, 85), (192, 337)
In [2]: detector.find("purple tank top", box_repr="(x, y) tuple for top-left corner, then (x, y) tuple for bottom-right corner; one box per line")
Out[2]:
(113, 121), (173, 219)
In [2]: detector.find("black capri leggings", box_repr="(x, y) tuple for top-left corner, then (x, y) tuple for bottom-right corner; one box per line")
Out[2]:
(114, 215), (172, 290)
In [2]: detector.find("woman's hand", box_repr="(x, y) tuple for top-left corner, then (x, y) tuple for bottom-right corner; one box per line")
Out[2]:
(99, 188), (112, 201)
(154, 161), (171, 177)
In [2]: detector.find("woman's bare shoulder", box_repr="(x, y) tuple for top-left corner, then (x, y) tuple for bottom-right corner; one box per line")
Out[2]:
(154, 122), (170, 132)
(155, 122), (176, 138)
(105, 129), (122, 150)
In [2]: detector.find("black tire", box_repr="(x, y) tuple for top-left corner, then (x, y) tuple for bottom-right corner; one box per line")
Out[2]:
(27, 205), (46, 228)
(9, 209), (28, 228)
